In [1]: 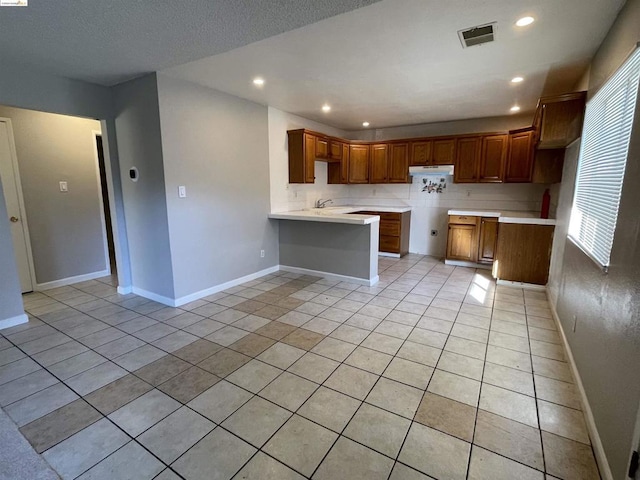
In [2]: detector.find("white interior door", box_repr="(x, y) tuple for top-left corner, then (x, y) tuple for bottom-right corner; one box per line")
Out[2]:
(0, 119), (34, 293)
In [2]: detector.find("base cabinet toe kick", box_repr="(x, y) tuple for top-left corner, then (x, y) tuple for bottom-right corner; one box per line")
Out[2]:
(445, 213), (556, 286)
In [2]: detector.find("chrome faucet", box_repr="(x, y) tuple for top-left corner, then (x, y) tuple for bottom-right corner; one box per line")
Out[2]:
(315, 198), (333, 208)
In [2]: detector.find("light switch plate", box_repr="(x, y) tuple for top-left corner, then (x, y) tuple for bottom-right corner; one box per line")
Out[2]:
(178, 185), (187, 198)
(59, 181), (68, 192)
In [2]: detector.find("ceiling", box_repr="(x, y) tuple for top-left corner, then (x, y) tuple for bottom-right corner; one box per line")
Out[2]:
(0, 0), (380, 86)
(162, 0), (626, 129)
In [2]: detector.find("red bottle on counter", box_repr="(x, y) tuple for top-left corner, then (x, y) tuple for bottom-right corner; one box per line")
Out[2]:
(541, 189), (550, 219)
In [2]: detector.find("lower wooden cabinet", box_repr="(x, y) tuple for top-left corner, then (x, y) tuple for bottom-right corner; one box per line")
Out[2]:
(446, 215), (498, 264)
(353, 210), (411, 256)
(494, 223), (554, 285)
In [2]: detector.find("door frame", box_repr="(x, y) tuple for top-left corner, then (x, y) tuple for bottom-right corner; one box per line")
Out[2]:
(0, 117), (36, 292)
(91, 130), (112, 276)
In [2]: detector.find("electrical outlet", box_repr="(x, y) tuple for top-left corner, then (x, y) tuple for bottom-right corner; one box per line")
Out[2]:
(59, 181), (68, 192)
(178, 186), (187, 198)
(260, 250), (265, 258)
(431, 229), (438, 236)
(572, 315), (578, 332)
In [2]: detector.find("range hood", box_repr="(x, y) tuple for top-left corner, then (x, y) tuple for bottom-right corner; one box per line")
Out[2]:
(409, 165), (454, 176)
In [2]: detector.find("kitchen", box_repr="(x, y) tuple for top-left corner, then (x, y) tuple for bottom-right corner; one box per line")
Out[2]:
(268, 92), (582, 288)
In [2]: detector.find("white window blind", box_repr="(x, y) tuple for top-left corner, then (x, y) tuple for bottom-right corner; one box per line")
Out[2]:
(568, 46), (640, 269)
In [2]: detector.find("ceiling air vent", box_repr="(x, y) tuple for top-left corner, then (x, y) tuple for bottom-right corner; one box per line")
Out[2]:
(458, 22), (496, 48)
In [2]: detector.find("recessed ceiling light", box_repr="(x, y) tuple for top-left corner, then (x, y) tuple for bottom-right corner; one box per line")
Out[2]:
(510, 105), (521, 112)
(516, 16), (535, 27)
(252, 77), (264, 86)
(511, 76), (524, 83)
(362, 122), (370, 127)
(322, 104), (331, 112)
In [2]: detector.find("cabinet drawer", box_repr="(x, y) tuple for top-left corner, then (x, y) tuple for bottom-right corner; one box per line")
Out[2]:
(380, 222), (401, 237)
(449, 215), (478, 225)
(380, 235), (401, 253)
(379, 212), (401, 222)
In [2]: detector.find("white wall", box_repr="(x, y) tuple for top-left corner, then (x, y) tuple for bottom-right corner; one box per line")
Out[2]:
(157, 75), (279, 300)
(269, 107), (547, 256)
(268, 107), (351, 212)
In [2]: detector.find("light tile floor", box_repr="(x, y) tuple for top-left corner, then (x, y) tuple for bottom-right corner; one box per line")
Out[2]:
(0, 255), (602, 480)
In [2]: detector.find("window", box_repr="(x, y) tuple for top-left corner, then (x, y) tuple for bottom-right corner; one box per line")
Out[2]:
(568, 46), (640, 270)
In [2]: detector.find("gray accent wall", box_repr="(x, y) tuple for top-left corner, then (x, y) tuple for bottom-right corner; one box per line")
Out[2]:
(0, 105), (105, 284)
(547, 1), (640, 477)
(0, 180), (25, 323)
(113, 74), (174, 299)
(156, 75), (278, 299)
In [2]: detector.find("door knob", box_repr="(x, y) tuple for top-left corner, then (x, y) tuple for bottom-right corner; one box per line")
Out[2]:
(9, 216), (19, 223)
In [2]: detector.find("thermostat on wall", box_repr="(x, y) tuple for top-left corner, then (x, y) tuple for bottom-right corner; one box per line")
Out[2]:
(129, 167), (139, 182)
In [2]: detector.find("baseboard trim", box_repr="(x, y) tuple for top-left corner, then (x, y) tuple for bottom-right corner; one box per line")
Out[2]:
(378, 252), (401, 258)
(117, 286), (133, 295)
(497, 279), (546, 291)
(35, 269), (111, 291)
(0, 313), (28, 331)
(172, 266), (281, 307)
(279, 265), (379, 286)
(444, 259), (492, 270)
(131, 287), (176, 307)
(546, 291), (613, 480)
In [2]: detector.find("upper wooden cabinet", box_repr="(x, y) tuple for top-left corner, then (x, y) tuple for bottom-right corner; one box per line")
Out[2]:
(432, 138), (457, 165)
(505, 128), (535, 183)
(328, 142), (349, 184)
(349, 144), (370, 184)
(315, 136), (329, 159)
(370, 144), (389, 184)
(409, 140), (432, 166)
(454, 136), (482, 183)
(388, 143), (409, 183)
(328, 140), (342, 161)
(534, 92), (587, 149)
(287, 130), (316, 184)
(479, 134), (508, 183)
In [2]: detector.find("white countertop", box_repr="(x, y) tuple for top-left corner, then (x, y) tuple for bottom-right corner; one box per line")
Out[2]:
(448, 209), (557, 226)
(268, 206), (411, 225)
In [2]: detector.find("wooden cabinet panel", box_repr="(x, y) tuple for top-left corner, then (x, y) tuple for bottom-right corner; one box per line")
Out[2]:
(389, 143), (409, 183)
(432, 138), (456, 165)
(505, 129), (535, 183)
(348, 144), (370, 184)
(304, 133), (316, 183)
(409, 141), (432, 166)
(479, 134), (507, 183)
(315, 136), (328, 159)
(287, 130), (305, 183)
(380, 235), (401, 252)
(537, 92), (586, 149)
(446, 224), (477, 262)
(495, 224), (554, 284)
(370, 144), (389, 184)
(449, 214), (478, 225)
(328, 140), (342, 161)
(478, 217), (498, 264)
(380, 222), (401, 236)
(532, 149), (564, 184)
(327, 143), (350, 184)
(454, 136), (482, 183)
(350, 210), (410, 256)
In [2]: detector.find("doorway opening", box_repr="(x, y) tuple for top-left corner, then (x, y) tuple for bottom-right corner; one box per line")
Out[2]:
(95, 133), (117, 277)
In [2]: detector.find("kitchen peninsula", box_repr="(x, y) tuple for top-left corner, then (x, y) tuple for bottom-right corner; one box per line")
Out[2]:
(268, 206), (411, 285)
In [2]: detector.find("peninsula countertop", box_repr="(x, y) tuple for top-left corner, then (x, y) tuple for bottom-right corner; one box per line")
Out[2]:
(269, 206), (412, 225)
(447, 209), (557, 226)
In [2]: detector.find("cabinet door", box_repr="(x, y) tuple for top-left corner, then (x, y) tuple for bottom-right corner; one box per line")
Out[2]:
(340, 143), (350, 183)
(370, 144), (389, 184)
(479, 134), (507, 182)
(478, 217), (498, 264)
(446, 224), (477, 262)
(409, 141), (432, 166)
(389, 143), (409, 183)
(538, 94), (586, 149)
(315, 136), (328, 159)
(454, 136), (482, 183)
(349, 145), (370, 184)
(304, 133), (316, 183)
(328, 140), (342, 161)
(505, 129), (535, 182)
(432, 138), (456, 165)
(327, 142), (349, 184)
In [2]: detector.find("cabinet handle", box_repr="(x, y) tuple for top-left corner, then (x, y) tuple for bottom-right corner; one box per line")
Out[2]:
(459, 216), (467, 219)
